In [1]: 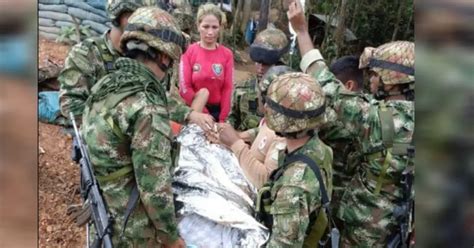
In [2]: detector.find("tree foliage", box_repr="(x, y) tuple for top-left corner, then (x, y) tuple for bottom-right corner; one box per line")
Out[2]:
(307, 0), (414, 62)
(226, 0), (414, 64)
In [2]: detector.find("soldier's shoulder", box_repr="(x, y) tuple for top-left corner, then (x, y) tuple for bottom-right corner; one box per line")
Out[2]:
(280, 161), (311, 184)
(67, 37), (103, 60)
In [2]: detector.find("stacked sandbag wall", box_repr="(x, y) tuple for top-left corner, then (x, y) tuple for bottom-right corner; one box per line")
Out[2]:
(39, 0), (110, 40)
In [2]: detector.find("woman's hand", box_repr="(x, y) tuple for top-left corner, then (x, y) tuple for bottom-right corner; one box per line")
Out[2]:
(188, 111), (215, 132)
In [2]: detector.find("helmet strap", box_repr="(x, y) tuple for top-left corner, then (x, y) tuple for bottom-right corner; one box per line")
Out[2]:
(375, 82), (414, 100)
(276, 129), (316, 139)
(154, 52), (173, 73)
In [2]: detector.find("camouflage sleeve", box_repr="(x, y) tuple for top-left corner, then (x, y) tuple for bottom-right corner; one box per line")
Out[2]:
(267, 164), (319, 247)
(226, 89), (240, 127)
(58, 42), (100, 119)
(303, 49), (368, 139)
(129, 103), (180, 244)
(166, 90), (192, 124)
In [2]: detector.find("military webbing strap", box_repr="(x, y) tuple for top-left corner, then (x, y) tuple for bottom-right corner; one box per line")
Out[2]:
(373, 101), (412, 194)
(379, 101), (394, 148)
(94, 37), (115, 72)
(96, 166), (133, 184)
(373, 101), (395, 195)
(275, 153), (332, 247)
(83, 37), (116, 73)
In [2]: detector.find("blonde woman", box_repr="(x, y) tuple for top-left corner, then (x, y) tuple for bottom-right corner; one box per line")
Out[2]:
(179, 3), (234, 123)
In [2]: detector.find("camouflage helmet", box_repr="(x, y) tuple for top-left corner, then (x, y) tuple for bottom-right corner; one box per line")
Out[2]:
(265, 72), (326, 135)
(106, 0), (147, 23)
(359, 41), (415, 85)
(120, 7), (186, 61)
(172, 8), (194, 32)
(250, 28), (289, 65)
(259, 65), (295, 98)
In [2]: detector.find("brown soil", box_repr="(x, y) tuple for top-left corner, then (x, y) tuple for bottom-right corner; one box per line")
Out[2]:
(38, 38), (85, 247)
(38, 38), (71, 68)
(38, 123), (85, 248)
(37, 37), (254, 247)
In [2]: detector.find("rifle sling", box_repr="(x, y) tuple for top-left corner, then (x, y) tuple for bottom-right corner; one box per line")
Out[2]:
(276, 153), (332, 246)
(96, 166), (133, 184)
(121, 184), (140, 236)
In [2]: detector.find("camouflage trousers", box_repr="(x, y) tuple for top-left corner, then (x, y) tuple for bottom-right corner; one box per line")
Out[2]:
(88, 223), (164, 248)
(337, 172), (400, 248)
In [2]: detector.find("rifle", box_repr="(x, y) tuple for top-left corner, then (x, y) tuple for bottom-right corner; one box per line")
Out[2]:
(70, 112), (114, 248)
(387, 146), (415, 248)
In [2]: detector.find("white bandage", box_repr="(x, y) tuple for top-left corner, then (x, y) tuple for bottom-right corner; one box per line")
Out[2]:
(300, 49), (324, 73)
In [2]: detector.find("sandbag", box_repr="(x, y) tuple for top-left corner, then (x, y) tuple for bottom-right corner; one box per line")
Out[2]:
(39, 10), (73, 22)
(173, 125), (269, 247)
(39, 26), (62, 35)
(39, 31), (59, 40)
(64, 0), (108, 18)
(86, 0), (107, 11)
(39, 0), (63, 4)
(39, 18), (55, 27)
(56, 20), (75, 28)
(82, 20), (109, 34)
(68, 7), (108, 24)
(38, 3), (68, 13)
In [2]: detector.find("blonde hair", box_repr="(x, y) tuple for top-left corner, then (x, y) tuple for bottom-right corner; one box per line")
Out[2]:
(196, 3), (227, 27)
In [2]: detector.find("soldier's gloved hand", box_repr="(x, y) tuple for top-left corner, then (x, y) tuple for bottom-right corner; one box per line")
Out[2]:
(287, 0), (307, 34)
(218, 123), (240, 148)
(188, 111), (215, 131)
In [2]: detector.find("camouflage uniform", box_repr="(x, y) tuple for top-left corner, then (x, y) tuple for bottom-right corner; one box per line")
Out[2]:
(227, 76), (261, 131)
(301, 41), (415, 247)
(58, 0), (146, 121)
(319, 91), (366, 214)
(256, 73), (334, 247)
(58, 31), (120, 119)
(81, 7), (186, 246)
(227, 28), (289, 131)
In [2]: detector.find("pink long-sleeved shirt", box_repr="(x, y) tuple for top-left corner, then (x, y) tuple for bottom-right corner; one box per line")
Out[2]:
(179, 42), (234, 122)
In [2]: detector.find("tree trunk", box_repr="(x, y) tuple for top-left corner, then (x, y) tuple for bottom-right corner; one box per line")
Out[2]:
(321, 2), (336, 51)
(392, 0), (405, 41)
(335, 0), (347, 58)
(219, 0), (224, 43)
(258, 0), (270, 32)
(240, 0), (252, 33)
(350, 0), (360, 31)
(404, 1), (413, 40)
(231, 0), (243, 34)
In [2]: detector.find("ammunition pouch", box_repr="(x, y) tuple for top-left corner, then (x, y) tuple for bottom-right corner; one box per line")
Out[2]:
(255, 185), (273, 229)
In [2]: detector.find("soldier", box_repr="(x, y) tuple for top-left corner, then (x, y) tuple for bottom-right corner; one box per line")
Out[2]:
(59, 0), (214, 130)
(81, 7), (189, 247)
(59, 0), (146, 123)
(215, 65), (294, 189)
(329, 55), (364, 93)
(287, 1), (414, 246)
(322, 54), (366, 218)
(255, 72), (334, 247)
(227, 27), (289, 132)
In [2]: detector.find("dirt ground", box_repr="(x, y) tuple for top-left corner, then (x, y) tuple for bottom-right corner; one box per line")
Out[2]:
(38, 37), (254, 247)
